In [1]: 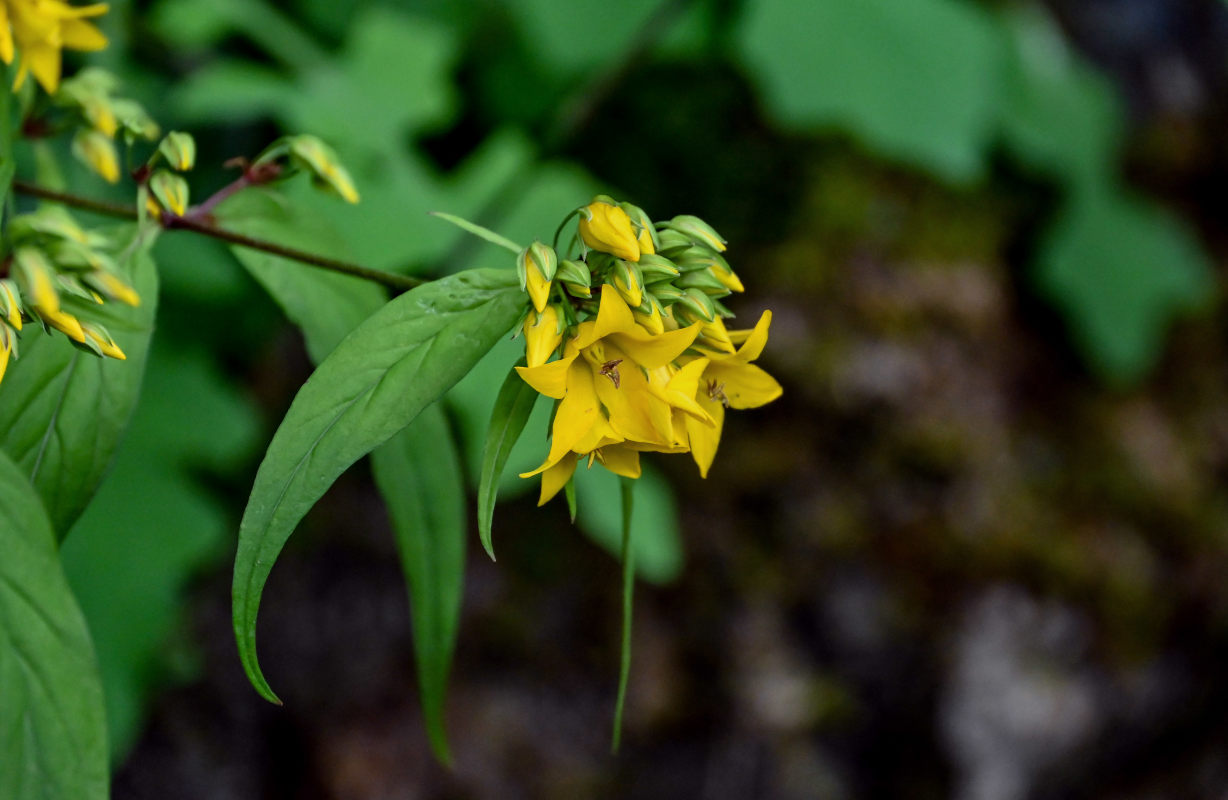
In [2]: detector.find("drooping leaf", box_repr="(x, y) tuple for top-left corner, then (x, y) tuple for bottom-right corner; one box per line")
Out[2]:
(370, 403), (465, 764)
(739, 0), (1002, 183)
(1035, 186), (1215, 385)
(477, 360), (537, 560)
(216, 188), (387, 362)
(574, 461), (683, 585)
(0, 240), (159, 536)
(233, 268), (526, 702)
(61, 341), (261, 761)
(0, 449), (107, 800)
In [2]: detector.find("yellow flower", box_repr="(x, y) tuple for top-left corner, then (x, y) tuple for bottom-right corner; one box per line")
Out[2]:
(523, 304), (562, 369)
(579, 201), (640, 262)
(0, 0), (109, 94)
(516, 289), (703, 503)
(684, 311), (782, 478)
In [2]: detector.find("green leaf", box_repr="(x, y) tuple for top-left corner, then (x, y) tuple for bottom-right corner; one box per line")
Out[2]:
(62, 341), (261, 761)
(370, 403), (465, 765)
(429, 211), (523, 255)
(477, 360), (538, 560)
(575, 462), (683, 585)
(233, 268), (526, 703)
(0, 240), (159, 536)
(0, 449), (107, 800)
(739, 0), (1002, 182)
(216, 188), (387, 362)
(1035, 186), (1215, 385)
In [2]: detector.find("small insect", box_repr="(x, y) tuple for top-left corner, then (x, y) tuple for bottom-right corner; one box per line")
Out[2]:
(600, 358), (624, 389)
(707, 379), (729, 408)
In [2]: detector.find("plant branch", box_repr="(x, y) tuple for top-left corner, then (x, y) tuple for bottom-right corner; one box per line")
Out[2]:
(12, 180), (423, 292)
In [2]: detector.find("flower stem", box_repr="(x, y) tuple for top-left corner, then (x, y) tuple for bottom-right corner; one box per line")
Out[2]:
(12, 180), (423, 292)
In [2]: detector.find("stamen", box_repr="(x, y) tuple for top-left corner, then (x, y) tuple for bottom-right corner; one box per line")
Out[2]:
(600, 358), (624, 389)
(707, 379), (729, 408)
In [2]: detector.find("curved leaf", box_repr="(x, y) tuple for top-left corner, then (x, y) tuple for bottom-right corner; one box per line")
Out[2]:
(370, 404), (464, 764)
(477, 359), (537, 560)
(0, 449), (107, 800)
(232, 268), (525, 702)
(0, 242), (159, 536)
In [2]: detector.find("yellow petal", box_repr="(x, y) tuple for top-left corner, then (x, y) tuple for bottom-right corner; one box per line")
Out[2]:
(24, 42), (61, 94)
(705, 361), (782, 409)
(516, 351), (576, 399)
(574, 288), (636, 347)
(60, 18), (107, 51)
(537, 452), (577, 505)
(686, 395), (725, 478)
(0, 4), (14, 65)
(607, 322), (701, 370)
(732, 310), (772, 361)
(41, 308), (86, 343)
(0, 337), (10, 386)
(596, 445), (641, 479)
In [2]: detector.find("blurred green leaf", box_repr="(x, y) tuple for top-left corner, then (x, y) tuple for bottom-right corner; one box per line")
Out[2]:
(0, 449), (107, 800)
(370, 403), (465, 765)
(576, 461), (683, 584)
(0, 239), (159, 536)
(997, 7), (1122, 185)
(512, 0), (661, 73)
(1035, 186), (1215, 385)
(217, 188), (387, 362)
(477, 359), (538, 560)
(739, 0), (1002, 182)
(233, 269), (526, 703)
(62, 341), (262, 761)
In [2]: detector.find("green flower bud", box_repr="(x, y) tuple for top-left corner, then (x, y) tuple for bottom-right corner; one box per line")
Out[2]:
(159, 131), (197, 171)
(676, 267), (731, 297)
(556, 259), (592, 298)
(636, 253), (681, 284)
(112, 98), (160, 141)
(287, 135), (360, 204)
(579, 200), (640, 261)
(72, 129), (120, 183)
(654, 228), (693, 255)
(648, 282), (684, 306)
(517, 243), (556, 313)
(0, 279), (23, 331)
(150, 170), (190, 217)
(619, 201), (659, 256)
(662, 215), (727, 252)
(674, 287), (717, 323)
(527, 241), (558, 282)
(609, 259), (644, 308)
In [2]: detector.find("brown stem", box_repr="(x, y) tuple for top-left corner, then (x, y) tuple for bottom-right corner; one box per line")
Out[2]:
(11, 180), (423, 292)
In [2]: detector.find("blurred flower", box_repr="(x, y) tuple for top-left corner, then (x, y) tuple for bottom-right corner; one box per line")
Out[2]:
(0, 0), (108, 93)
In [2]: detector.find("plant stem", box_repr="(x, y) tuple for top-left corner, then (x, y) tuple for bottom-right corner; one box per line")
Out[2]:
(612, 477), (636, 754)
(12, 180), (423, 292)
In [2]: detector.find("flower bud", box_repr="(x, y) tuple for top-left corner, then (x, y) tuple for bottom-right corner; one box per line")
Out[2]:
(648, 282), (684, 306)
(662, 215), (727, 252)
(150, 170), (190, 217)
(81, 322), (126, 360)
(0, 325), (13, 383)
(288, 135), (360, 204)
(697, 317), (736, 353)
(676, 267), (729, 294)
(0, 280), (23, 331)
(112, 99), (160, 141)
(633, 296), (666, 336)
(636, 253), (681, 284)
(159, 131), (196, 171)
(619, 201), (658, 256)
(654, 228), (692, 255)
(579, 200), (640, 262)
(674, 287), (717, 323)
(523, 304), (564, 368)
(556, 259), (591, 299)
(72, 129), (119, 183)
(609, 259), (644, 308)
(83, 270), (140, 307)
(518, 243), (556, 313)
(13, 248), (60, 314)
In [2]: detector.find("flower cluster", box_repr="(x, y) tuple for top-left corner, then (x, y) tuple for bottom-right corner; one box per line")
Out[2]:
(0, 206), (140, 386)
(515, 197), (781, 503)
(57, 67), (161, 184)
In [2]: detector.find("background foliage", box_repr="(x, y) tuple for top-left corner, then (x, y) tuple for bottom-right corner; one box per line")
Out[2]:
(12, 0), (1228, 797)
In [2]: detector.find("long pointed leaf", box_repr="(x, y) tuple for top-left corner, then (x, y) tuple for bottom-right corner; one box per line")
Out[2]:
(0, 450), (108, 800)
(371, 404), (464, 764)
(232, 268), (525, 703)
(476, 360), (537, 560)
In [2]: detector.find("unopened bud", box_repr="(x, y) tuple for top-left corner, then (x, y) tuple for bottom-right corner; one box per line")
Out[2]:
(150, 170), (190, 217)
(159, 131), (196, 171)
(13, 248), (60, 313)
(662, 215), (727, 252)
(674, 288), (717, 323)
(633, 296), (665, 336)
(676, 268), (731, 297)
(637, 253), (681, 284)
(610, 260), (644, 308)
(0, 280), (23, 331)
(523, 304), (564, 368)
(556, 259), (592, 298)
(81, 322), (126, 360)
(72, 129), (119, 183)
(619, 202), (658, 256)
(579, 200), (640, 262)
(288, 135), (360, 203)
(518, 244), (555, 313)
(654, 228), (693, 255)
(112, 98), (160, 141)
